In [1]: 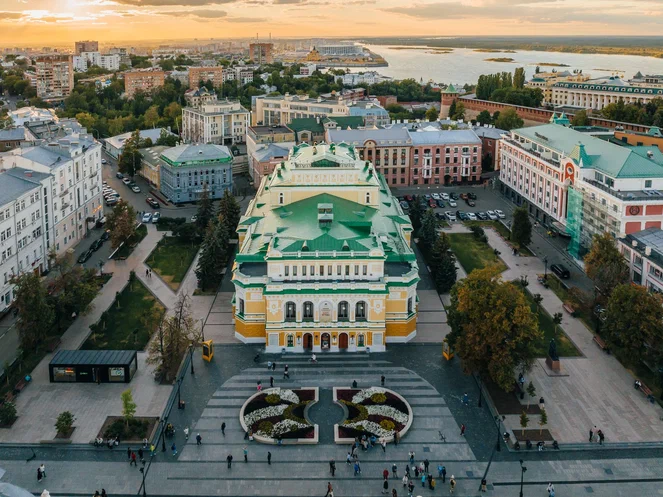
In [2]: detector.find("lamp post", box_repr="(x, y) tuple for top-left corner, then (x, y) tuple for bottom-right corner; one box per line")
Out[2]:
(139, 467), (147, 497)
(477, 374), (483, 408)
(519, 459), (527, 497)
(160, 419), (166, 452)
(495, 415), (505, 452)
(200, 318), (205, 342)
(543, 256), (548, 279)
(177, 377), (182, 408)
(189, 342), (195, 375)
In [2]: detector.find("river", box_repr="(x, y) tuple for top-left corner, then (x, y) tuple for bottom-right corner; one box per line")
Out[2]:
(347, 45), (663, 85)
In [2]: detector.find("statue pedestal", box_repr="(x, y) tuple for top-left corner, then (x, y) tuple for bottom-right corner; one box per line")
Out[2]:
(545, 356), (561, 372)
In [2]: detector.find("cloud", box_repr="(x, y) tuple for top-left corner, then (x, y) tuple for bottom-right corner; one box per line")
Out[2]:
(112, 0), (232, 6)
(0, 11), (24, 19)
(225, 16), (267, 21)
(273, 0), (305, 4)
(161, 8), (228, 16)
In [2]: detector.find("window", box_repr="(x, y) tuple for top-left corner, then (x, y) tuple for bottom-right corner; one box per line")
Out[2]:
(303, 302), (314, 321)
(284, 266), (289, 277)
(287, 334), (294, 347)
(362, 265), (367, 276)
(354, 265), (359, 276)
(310, 265), (315, 276)
(328, 265), (332, 276)
(293, 266), (298, 276)
(365, 192), (371, 204)
(345, 265), (350, 276)
(285, 302), (296, 321)
(646, 180), (653, 188)
(337, 266), (341, 276)
(355, 301), (366, 321)
(357, 334), (365, 347)
(338, 301), (349, 320)
(238, 298), (245, 315)
(278, 193), (284, 205)
(302, 266), (307, 276)
(407, 297), (413, 314)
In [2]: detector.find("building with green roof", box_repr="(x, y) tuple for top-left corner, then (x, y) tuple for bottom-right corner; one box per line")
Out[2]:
(286, 116), (364, 144)
(232, 142), (419, 353)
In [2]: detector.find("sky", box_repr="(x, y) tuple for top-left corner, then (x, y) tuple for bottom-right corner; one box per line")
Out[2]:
(1, 0), (663, 45)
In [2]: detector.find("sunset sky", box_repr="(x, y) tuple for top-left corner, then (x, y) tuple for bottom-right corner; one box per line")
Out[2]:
(1, 0), (663, 45)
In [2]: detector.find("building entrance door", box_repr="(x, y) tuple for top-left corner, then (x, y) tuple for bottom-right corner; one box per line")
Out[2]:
(321, 333), (331, 350)
(339, 333), (348, 349)
(303, 333), (313, 350)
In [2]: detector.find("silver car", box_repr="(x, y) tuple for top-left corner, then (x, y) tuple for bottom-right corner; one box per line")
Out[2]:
(486, 210), (498, 220)
(445, 211), (456, 222)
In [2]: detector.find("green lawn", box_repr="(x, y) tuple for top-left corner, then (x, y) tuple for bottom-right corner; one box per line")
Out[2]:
(146, 236), (201, 290)
(463, 220), (534, 256)
(448, 233), (507, 274)
(82, 277), (165, 350)
(522, 290), (581, 357)
(113, 224), (148, 260)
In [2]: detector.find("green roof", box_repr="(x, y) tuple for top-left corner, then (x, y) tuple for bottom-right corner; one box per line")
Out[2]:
(442, 84), (458, 94)
(515, 123), (663, 178)
(287, 116), (364, 134)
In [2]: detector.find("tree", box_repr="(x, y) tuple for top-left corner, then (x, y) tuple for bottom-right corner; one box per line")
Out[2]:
(526, 381), (536, 408)
(603, 284), (663, 365)
(533, 293), (543, 312)
(117, 130), (142, 177)
(196, 219), (228, 292)
(217, 189), (242, 238)
(495, 108), (524, 130)
(55, 411), (75, 435)
(429, 232), (457, 293)
(520, 411), (529, 436)
(447, 100), (457, 119)
(195, 184), (214, 233)
(511, 207), (532, 248)
(552, 312), (563, 339)
(408, 198), (423, 235)
(425, 106), (439, 121)
(476, 110), (492, 125)
(121, 389), (137, 427)
(144, 105), (160, 128)
(571, 109), (589, 127)
(0, 402), (17, 426)
(451, 101), (465, 120)
(107, 200), (137, 249)
(156, 128), (178, 147)
(513, 67), (526, 89)
(11, 272), (54, 352)
(539, 408), (548, 435)
(447, 267), (541, 391)
(584, 232), (629, 299)
(419, 208), (437, 246)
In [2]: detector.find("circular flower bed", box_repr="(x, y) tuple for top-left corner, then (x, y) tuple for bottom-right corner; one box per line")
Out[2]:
(240, 387), (318, 443)
(334, 387), (412, 441)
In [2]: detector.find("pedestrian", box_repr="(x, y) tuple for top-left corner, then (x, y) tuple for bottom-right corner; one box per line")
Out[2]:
(462, 392), (469, 405)
(460, 424), (466, 436)
(329, 459), (336, 476)
(421, 472), (426, 488)
(394, 430), (399, 446)
(257, 380), (262, 392)
(284, 365), (289, 379)
(382, 479), (389, 495)
(150, 444), (155, 457)
(146, 268), (149, 278)
(547, 483), (555, 495)
(419, 461), (424, 475)
(127, 446), (132, 460)
(518, 372), (525, 388)
(37, 466), (43, 482)
(424, 458), (429, 474)
(243, 446), (248, 462)
(441, 466), (447, 483)
(268, 451), (272, 465)
(404, 464), (410, 477)
(383, 468), (390, 481)
(94, 492), (100, 497)
(138, 448), (144, 463)
(101, 489), (107, 497)
(171, 443), (177, 456)
(392, 489), (397, 497)
(352, 380), (358, 388)
(414, 466), (419, 478)
(427, 473), (433, 489)
(481, 478), (487, 492)
(227, 454), (233, 468)
(149, 269), (152, 278)
(325, 482), (333, 497)
(354, 461), (361, 476)
(431, 478), (436, 491)
(272, 361), (276, 371)
(270, 376), (274, 388)
(409, 450), (415, 464)
(381, 437), (387, 452)
(450, 475), (456, 494)
(381, 375), (386, 386)
(346, 452), (352, 465)
(267, 360), (272, 370)
(130, 452), (137, 466)
(221, 422), (226, 435)
(598, 430), (605, 445)
(407, 480), (415, 497)
(392, 463), (398, 478)
(539, 396), (545, 410)
(402, 474), (409, 487)
(196, 433), (202, 445)
(183, 427), (189, 440)
(39, 464), (46, 478)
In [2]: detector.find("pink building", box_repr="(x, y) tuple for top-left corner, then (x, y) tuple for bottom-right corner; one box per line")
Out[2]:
(409, 130), (482, 185)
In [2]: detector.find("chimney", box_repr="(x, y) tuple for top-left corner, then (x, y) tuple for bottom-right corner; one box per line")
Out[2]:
(645, 246), (652, 256)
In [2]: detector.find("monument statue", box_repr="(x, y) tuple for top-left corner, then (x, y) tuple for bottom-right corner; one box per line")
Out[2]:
(548, 338), (559, 361)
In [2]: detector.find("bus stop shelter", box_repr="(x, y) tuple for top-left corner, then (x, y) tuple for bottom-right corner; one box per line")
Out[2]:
(49, 350), (138, 384)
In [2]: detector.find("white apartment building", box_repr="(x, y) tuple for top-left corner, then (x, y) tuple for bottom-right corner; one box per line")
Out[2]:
(8, 107), (58, 127)
(6, 131), (104, 255)
(182, 98), (250, 145)
(252, 93), (349, 126)
(72, 52), (121, 72)
(551, 76), (663, 111)
(340, 71), (388, 86)
(0, 168), (53, 313)
(222, 67), (254, 85)
(35, 55), (74, 101)
(619, 228), (663, 294)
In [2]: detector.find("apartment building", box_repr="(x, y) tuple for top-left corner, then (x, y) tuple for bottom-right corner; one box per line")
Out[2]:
(184, 87), (217, 108)
(619, 228), (663, 293)
(72, 52), (121, 72)
(75, 40), (98, 55)
(124, 70), (165, 99)
(222, 67), (254, 85)
(246, 125), (296, 183)
(409, 130), (482, 185)
(526, 71), (591, 106)
(0, 168), (53, 313)
(249, 43), (273, 64)
(182, 98), (250, 145)
(551, 76), (663, 111)
(252, 93), (350, 126)
(189, 66), (224, 89)
(0, 128), (29, 152)
(35, 55), (74, 101)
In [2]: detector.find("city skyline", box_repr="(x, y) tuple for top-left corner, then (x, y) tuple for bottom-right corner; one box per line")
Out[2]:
(2, 0), (663, 45)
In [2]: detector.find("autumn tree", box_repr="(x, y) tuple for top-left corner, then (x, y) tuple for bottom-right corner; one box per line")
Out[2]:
(603, 284), (663, 365)
(117, 130), (142, 177)
(217, 189), (241, 238)
(447, 267), (541, 391)
(451, 101), (465, 120)
(419, 208), (438, 247)
(107, 200), (137, 249)
(11, 272), (54, 352)
(144, 105), (160, 128)
(511, 207), (532, 248)
(425, 106), (439, 121)
(195, 184), (214, 234)
(429, 232), (457, 293)
(526, 381), (536, 408)
(539, 408), (548, 435)
(121, 389), (136, 426)
(584, 232), (629, 300)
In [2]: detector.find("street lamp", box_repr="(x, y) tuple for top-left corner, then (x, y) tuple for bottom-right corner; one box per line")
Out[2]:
(160, 419), (166, 452)
(200, 318), (205, 342)
(477, 374), (483, 408)
(519, 459), (527, 497)
(495, 415), (505, 452)
(189, 342), (195, 375)
(139, 467), (147, 497)
(543, 256), (548, 279)
(177, 377), (182, 408)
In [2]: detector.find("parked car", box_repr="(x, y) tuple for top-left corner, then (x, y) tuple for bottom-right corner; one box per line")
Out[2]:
(101, 230), (111, 241)
(152, 212), (161, 224)
(101, 159), (107, 165)
(428, 199), (437, 208)
(435, 212), (446, 220)
(448, 200), (457, 207)
(105, 198), (118, 206)
(77, 249), (93, 263)
(459, 193), (468, 200)
(465, 198), (476, 207)
(142, 212), (153, 223)
(116, 172), (124, 179)
(486, 210), (498, 220)
(550, 264), (570, 279)
(424, 194), (432, 200)
(476, 212), (488, 220)
(445, 211), (457, 222)
(456, 210), (469, 221)
(95, 216), (106, 228)
(122, 177), (131, 185)
(450, 192), (459, 200)
(468, 192), (477, 200)
(495, 209), (506, 219)
(441, 193), (450, 200)
(436, 199), (445, 208)
(146, 197), (160, 209)
(190, 215), (198, 223)
(404, 195), (413, 202)
(467, 212), (477, 221)
(131, 186), (141, 193)
(90, 238), (103, 252)
(399, 201), (409, 210)
(431, 193), (441, 200)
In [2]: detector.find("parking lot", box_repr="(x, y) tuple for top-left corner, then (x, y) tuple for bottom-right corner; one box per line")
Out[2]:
(396, 189), (507, 223)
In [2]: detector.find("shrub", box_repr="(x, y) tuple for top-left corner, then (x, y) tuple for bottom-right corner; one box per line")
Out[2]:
(379, 419), (396, 431)
(341, 401), (368, 424)
(257, 420), (274, 435)
(371, 392), (387, 404)
(103, 418), (150, 440)
(284, 402), (309, 424)
(55, 411), (75, 435)
(265, 394), (281, 404)
(0, 402), (17, 426)
(470, 225), (488, 242)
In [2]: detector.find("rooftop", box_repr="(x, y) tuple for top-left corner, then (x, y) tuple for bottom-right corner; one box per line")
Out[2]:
(286, 116), (364, 134)
(408, 129), (481, 145)
(0, 167), (52, 207)
(0, 128), (27, 141)
(327, 127), (412, 145)
(250, 125), (294, 135)
(105, 128), (173, 151)
(554, 76), (663, 95)
(472, 126), (509, 140)
(622, 227), (663, 268)
(161, 143), (233, 165)
(50, 349), (137, 366)
(254, 143), (291, 162)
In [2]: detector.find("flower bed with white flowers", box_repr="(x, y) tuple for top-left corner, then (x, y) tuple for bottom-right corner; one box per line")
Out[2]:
(239, 387), (319, 445)
(332, 386), (413, 444)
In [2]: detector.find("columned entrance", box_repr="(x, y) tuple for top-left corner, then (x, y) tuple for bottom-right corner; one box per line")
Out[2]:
(339, 333), (348, 350)
(303, 333), (313, 350)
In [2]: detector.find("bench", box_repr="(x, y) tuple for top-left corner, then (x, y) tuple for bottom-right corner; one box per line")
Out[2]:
(13, 379), (27, 395)
(639, 383), (655, 403)
(562, 303), (575, 315)
(593, 335), (608, 351)
(3, 391), (15, 404)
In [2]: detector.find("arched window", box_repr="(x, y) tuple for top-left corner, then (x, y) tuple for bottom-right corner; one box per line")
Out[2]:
(285, 301), (296, 322)
(365, 192), (371, 204)
(338, 301), (349, 321)
(287, 334), (294, 347)
(357, 334), (365, 347)
(355, 301), (366, 321)
(303, 301), (314, 321)
(278, 193), (284, 205)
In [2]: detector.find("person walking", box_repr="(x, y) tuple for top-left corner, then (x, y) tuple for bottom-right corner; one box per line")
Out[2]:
(421, 472), (426, 488)
(408, 451), (415, 464)
(441, 466), (447, 483)
(226, 454), (233, 468)
(283, 364), (289, 379)
(267, 452), (272, 465)
(381, 437), (387, 452)
(460, 424), (466, 436)
(196, 433), (202, 445)
(427, 473), (433, 489)
(449, 475), (456, 494)
(243, 446), (248, 462)
(257, 380), (262, 392)
(150, 444), (155, 457)
(381, 375), (386, 386)
(270, 376), (274, 388)
(382, 479), (389, 495)
(407, 480), (415, 497)
(183, 427), (189, 441)
(171, 443), (177, 456)
(402, 474), (409, 488)
(354, 461), (361, 476)
(462, 392), (469, 405)
(392, 463), (398, 478)
(272, 361), (276, 371)
(598, 430), (605, 445)
(424, 458), (429, 474)
(325, 482), (333, 497)
(101, 489), (107, 497)
(547, 483), (555, 495)
(346, 452), (352, 465)
(138, 448), (144, 463)
(404, 464), (410, 478)
(383, 468), (390, 481)
(221, 422), (226, 435)
(127, 447), (132, 460)
(481, 478), (487, 492)
(130, 452), (137, 466)
(392, 489), (398, 497)
(431, 478), (436, 491)
(37, 466), (43, 482)
(589, 425), (596, 442)
(329, 459), (336, 476)
(39, 464), (46, 479)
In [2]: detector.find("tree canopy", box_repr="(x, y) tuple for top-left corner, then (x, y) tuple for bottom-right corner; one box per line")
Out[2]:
(495, 108), (525, 130)
(584, 232), (629, 299)
(511, 207), (532, 248)
(107, 200), (137, 249)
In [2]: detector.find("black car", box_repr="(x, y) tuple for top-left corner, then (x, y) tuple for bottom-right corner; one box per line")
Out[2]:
(101, 230), (110, 241)
(468, 192), (477, 200)
(91, 239), (103, 252)
(116, 172), (124, 179)
(550, 264), (570, 279)
(77, 249), (93, 264)
(465, 198), (476, 207)
(146, 197), (160, 209)
(435, 212), (446, 220)
(450, 192), (459, 200)
(436, 199), (445, 208)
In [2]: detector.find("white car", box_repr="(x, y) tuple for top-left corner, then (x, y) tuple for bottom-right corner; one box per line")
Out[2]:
(495, 209), (506, 219)
(142, 212), (152, 223)
(101, 159), (107, 165)
(131, 186), (141, 193)
(448, 200), (457, 207)
(152, 212), (161, 223)
(445, 211), (456, 222)
(190, 215), (198, 223)
(441, 193), (450, 200)
(487, 210), (498, 220)
(431, 193), (441, 200)
(467, 212), (477, 221)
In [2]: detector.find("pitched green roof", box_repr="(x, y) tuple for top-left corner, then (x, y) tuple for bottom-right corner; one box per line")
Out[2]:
(443, 84), (458, 94)
(286, 116), (364, 134)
